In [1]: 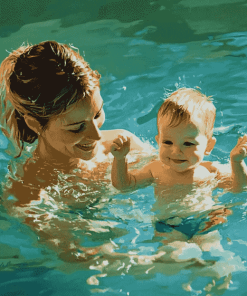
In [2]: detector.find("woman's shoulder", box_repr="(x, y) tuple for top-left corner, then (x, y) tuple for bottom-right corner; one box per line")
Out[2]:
(101, 129), (154, 153)
(101, 129), (135, 141)
(201, 161), (231, 174)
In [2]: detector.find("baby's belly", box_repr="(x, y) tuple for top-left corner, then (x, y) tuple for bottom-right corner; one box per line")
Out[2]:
(153, 184), (216, 220)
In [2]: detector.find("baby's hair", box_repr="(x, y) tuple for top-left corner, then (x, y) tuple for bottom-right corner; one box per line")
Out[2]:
(157, 88), (216, 138)
(0, 41), (101, 157)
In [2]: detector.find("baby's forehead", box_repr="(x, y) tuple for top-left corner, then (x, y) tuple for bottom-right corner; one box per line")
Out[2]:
(158, 117), (206, 137)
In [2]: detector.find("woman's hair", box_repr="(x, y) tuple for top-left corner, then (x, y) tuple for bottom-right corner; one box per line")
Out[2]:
(0, 41), (101, 156)
(157, 88), (216, 138)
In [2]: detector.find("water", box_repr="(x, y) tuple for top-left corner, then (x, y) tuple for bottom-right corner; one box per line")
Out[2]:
(1, 1), (247, 295)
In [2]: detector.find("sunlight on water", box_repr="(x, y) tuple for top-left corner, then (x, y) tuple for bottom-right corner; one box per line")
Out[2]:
(1, 2), (247, 295)
(1, 142), (247, 295)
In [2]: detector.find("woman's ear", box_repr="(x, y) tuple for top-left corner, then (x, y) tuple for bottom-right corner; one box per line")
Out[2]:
(24, 115), (42, 135)
(205, 137), (216, 155)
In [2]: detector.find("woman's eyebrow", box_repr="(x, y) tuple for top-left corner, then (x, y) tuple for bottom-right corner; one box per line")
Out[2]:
(65, 102), (104, 126)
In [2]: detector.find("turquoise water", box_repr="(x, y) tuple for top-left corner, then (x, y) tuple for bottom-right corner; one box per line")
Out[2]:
(1, 1), (247, 295)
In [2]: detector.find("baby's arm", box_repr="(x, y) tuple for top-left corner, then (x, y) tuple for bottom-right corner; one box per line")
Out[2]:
(230, 135), (247, 191)
(111, 135), (154, 191)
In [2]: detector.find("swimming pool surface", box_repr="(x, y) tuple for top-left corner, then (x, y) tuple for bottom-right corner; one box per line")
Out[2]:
(1, 1), (247, 295)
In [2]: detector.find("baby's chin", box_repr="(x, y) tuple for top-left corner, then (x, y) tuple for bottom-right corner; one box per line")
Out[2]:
(164, 159), (199, 173)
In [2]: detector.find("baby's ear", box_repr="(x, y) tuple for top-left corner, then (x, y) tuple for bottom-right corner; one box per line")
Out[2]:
(155, 135), (159, 145)
(205, 137), (216, 155)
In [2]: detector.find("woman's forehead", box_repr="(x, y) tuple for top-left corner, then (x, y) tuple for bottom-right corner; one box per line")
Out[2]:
(53, 89), (103, 126)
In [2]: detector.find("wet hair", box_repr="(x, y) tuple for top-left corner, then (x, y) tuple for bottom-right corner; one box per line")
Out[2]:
(157, 88), (216, 138)
(0, 41), (100, 156)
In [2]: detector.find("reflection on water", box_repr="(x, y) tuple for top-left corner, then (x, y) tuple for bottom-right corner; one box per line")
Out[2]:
(1, 0), (247, 295)
(0, 146), (247, 295)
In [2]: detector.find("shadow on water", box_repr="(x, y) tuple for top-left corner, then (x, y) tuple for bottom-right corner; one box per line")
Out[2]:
(1, 0), (247, 43)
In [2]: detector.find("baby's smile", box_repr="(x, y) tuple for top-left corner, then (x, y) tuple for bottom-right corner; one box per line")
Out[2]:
(170, 158), (187, 164)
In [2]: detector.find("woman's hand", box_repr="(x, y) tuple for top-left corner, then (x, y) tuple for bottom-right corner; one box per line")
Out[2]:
(230, 134), (247, 162)
(111, 135), (130, 159)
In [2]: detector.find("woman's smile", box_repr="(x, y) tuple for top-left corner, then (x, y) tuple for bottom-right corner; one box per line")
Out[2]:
(37, 88), (105, 162)
(75, 142), (97, 151)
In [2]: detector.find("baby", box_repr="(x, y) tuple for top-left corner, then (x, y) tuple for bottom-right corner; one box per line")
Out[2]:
(111, 88), (247, 243)
(110, 88), (247, 284)
(111, 88), (247, 192)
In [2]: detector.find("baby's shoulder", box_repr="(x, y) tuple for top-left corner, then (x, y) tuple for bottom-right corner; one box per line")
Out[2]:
(147, 160), (167, 178)
(148, 159), (163, 168)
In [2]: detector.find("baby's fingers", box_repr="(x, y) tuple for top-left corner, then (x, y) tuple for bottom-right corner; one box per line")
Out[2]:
(233, 145), (247, 161)
(118, 134), (130, 144)
(113, 137), (124, 147)
(111, 143), (121, 152)
(237, 134), (247, 145)
(239, 146), (247, 156)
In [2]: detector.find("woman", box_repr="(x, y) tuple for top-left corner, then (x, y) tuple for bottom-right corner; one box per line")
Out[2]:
(0, 40), (154, 263)
(0, 41), (147, 166)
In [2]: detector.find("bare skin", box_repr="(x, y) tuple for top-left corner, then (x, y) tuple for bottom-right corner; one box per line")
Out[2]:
(110, 118), (247, 249)
(111, 119), (247, 192)
(2, 88), (155, 264)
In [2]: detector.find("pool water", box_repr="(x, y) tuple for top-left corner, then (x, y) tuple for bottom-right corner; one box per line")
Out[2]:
(1, 1), (247, 295)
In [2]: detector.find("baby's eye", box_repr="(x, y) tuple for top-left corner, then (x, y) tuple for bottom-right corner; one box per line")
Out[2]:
(184, 142), (195, 147)
(163, 140), (173, 145)
(70, 123), (86, 134)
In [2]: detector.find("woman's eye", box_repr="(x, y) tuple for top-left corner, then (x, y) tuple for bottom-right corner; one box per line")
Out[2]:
(69, 111), (102, 134)
(70, 123), (86, 134)
(163, 141), (173, 145)
(95, 111), (101, 119)
(184, 142), (195, 147)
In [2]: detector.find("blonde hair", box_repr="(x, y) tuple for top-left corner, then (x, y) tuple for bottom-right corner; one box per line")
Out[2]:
(0, 41), (101, 157)
(157, 88), (216, 138)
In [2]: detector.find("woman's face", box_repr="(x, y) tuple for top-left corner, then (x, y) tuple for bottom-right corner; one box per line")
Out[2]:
(38, 88), (105, 161)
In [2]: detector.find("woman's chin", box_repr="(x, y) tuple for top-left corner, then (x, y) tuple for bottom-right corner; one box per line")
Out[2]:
(74, 143), (99, 161)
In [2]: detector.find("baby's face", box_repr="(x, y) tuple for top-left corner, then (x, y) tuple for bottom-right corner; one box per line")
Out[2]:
(155, 117), (215, 173)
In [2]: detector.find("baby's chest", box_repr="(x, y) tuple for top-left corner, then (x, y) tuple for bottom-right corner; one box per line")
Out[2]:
(150, 164), (176, 186)
(152, 164), (215, 185)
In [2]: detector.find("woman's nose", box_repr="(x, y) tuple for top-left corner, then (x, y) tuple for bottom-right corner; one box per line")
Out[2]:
(86, 120), (102, 141)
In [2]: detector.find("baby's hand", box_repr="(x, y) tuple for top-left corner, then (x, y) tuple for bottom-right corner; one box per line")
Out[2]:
(111, 135), (130, 159)
(230, 135), (247, 162)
